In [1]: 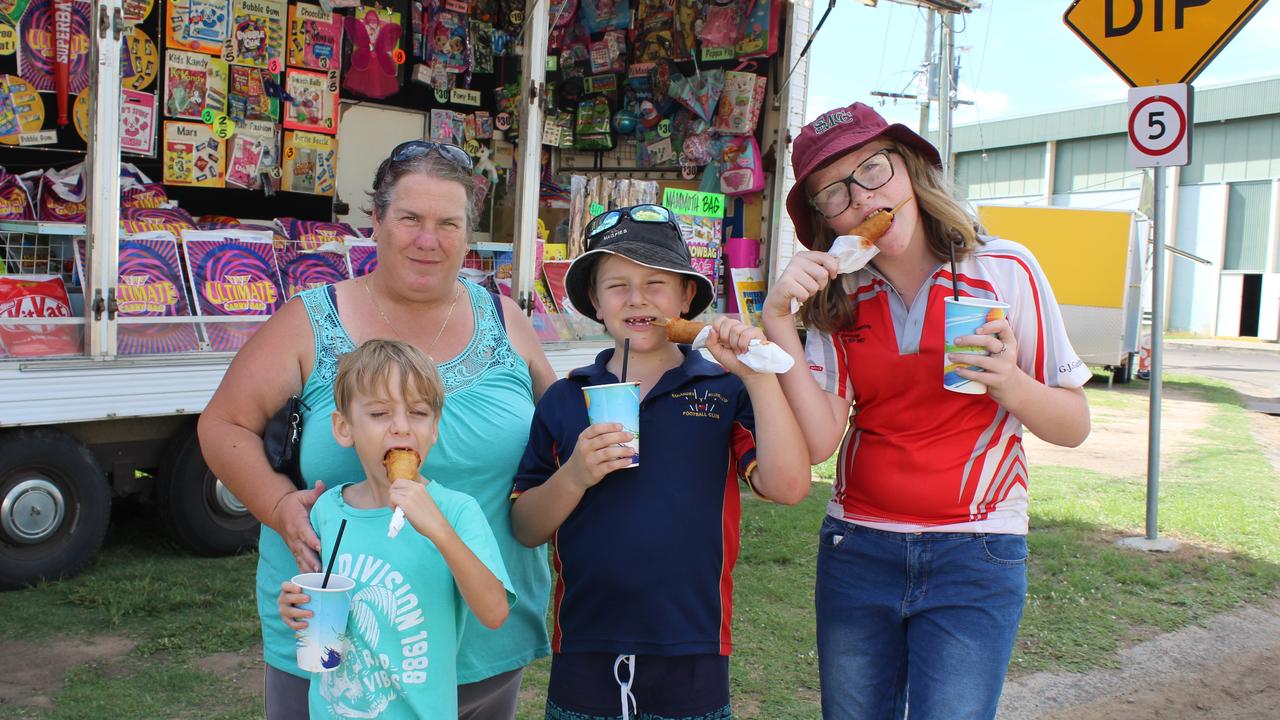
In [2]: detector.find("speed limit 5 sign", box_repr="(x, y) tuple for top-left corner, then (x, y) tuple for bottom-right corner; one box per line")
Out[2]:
(1127, 84), (1191, 169)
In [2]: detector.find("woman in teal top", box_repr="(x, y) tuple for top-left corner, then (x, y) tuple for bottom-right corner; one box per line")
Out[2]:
(200, 141), (556, 720)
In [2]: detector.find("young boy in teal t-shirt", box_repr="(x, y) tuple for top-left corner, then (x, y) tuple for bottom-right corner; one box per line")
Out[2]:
(279, 339), (515, 718)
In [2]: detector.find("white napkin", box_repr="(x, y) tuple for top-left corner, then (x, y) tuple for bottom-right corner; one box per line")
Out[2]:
(388, 508), (406, 538)
(789, 235), (880, 314)
(691, 326), (796, 374)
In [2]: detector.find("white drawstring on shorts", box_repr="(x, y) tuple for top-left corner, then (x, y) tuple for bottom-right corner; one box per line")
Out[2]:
(613, 653), (637, 720)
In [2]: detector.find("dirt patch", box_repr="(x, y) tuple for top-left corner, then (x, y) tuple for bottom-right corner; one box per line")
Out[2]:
(1250, 412), (1280, 475)
(1024, 387), (1209, 477)
(1039, 645), (1280, 720)
(999, 598), (1280, 720)
(195, 647), (264, 702)
(0, 635), (136, 710)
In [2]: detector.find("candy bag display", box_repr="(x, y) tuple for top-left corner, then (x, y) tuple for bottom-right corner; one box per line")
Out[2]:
(718, 134), (763, 196)
(275, 217), (358, 250)
(120, 206), (198, 235)
(120, 183), (173, 209)
(711, 70), (765, 135)
(667, 69), (722, 123)
(38, 165), (86, 223)
(580, 0), (629, 33)
(0, 168), (35, 220)
(0, 275), (80, 358)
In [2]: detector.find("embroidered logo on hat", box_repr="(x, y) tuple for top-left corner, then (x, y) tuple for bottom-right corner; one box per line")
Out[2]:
(813, 109), (855, 135)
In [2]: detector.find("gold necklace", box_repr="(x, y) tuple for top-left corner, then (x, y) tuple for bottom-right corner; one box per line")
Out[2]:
(363, 276), (461, 359)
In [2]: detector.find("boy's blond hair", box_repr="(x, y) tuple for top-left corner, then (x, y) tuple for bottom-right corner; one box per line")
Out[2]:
(333, 339), (445, 417)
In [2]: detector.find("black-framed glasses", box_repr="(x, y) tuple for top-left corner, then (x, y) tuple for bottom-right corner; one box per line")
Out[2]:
(388, 140), (474, 169)
(809, 148), (898, 219)
(585, 204), (680, 241)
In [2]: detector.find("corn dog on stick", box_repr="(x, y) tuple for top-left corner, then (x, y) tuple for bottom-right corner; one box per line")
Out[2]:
(661, 317), (707, 344)
(384, 448), (421, 538)
(849, 196), (913, 248)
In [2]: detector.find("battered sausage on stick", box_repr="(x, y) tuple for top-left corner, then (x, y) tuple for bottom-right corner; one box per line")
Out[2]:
(652, 317), (706, 344)
(384, 448), (421, 538)
(849, 196), (912, 248)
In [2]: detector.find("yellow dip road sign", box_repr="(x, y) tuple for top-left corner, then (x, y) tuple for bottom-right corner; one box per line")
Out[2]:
(1063, 0), (1269, 86)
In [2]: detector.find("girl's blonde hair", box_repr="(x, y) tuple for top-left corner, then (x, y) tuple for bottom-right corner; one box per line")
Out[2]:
(799, 141), (982, 334)
(333, 339), (445, 417)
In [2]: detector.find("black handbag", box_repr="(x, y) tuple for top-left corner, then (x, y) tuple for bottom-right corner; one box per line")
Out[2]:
(264, 396), (309, 490)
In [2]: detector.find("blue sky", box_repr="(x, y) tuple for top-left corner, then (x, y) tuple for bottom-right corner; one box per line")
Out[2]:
(804, 1), (1280, 129)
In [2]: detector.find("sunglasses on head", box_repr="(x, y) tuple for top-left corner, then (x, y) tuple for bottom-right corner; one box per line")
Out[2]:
(585, 204), (679, 242)
(388, 140), (475, 169)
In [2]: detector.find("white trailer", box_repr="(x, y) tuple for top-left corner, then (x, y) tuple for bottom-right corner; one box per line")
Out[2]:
(0, 0), (813, 588)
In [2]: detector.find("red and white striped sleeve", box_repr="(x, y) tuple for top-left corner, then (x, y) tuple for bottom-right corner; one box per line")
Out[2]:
(803, 324), (855, 402)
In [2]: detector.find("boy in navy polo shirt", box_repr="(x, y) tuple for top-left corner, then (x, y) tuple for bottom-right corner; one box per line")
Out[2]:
(510, 204), (811, 720)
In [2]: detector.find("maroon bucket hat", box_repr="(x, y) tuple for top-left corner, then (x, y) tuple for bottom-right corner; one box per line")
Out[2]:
(786, 102), (942, 249)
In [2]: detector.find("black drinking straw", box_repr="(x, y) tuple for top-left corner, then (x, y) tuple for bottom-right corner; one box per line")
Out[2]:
(948, 240), (960, 301)
(620, 338), (630, 383)
(321, 519), (347, 588)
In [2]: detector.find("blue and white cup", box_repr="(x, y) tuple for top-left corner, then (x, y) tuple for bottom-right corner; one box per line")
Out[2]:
(292, 572), (355, 673)
(943, 296), (1009, 394)
(583, 381), (641, 466)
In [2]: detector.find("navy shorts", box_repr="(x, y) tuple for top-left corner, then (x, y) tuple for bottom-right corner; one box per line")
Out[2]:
(546, 652), (731, 720)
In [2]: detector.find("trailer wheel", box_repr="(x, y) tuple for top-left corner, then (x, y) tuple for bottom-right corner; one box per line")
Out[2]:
(0, 429), (111, 590)
(156, 427), (259, 557)
(1111, 354), (1134, 385)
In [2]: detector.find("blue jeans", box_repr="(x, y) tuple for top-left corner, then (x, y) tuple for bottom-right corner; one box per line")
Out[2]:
(815, 515), (1027, 720)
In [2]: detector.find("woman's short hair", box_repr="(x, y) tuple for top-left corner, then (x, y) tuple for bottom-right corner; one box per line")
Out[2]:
(333, 339), (445, 418)
(367, 150), (477, 232)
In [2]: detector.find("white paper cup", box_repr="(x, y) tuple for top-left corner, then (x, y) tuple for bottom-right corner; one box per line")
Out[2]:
(943, 297), (1009, 394)
(582, 381), (640, 467)
(292, 572), (354, 673)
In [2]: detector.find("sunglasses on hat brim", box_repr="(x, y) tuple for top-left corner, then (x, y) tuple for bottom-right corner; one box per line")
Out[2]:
(585, 204), (680, 244)
(388, 140), (475, 169)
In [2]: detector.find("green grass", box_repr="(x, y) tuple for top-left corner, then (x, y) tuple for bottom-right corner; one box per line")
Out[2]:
(2, 375), (1277, 718)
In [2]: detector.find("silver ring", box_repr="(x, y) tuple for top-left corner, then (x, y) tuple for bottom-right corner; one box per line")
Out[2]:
(994, 341), (1007, 356)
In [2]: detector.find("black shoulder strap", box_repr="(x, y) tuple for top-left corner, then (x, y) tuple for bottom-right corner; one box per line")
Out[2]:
(489, 290), (507, 329)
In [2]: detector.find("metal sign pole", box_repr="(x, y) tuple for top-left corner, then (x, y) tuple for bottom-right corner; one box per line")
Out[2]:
(1146, 164), (1165, 541)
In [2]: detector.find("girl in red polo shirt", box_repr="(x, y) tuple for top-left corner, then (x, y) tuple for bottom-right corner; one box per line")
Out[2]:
(762, 102), (1092, 720)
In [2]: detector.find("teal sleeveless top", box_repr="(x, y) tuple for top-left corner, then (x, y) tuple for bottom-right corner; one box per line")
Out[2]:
(255, 279), (551, 683)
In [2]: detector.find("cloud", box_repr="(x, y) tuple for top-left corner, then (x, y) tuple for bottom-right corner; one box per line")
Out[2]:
(804, 95), (845, 124)
(954, 84), (1010, 125)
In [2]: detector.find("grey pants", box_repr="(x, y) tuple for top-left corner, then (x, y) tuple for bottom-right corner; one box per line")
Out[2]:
(458, 667), (525, 720)
(265, 664), (526, 719)
(265, 665), (309, 720)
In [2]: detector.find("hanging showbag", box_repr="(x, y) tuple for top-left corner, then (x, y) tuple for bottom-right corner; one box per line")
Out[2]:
(343, 7), (403, 100)
(736, 0), (780, 58)
(711, 69), (765, 135)
(580, 0), (629, 33)
(667, 69), (723, 123)
(700, 0), (743, 56)
(719, 134), (764, 196)
(670, 0), (701, 61)
(429, 9), (468, 73)
(574, 95), (615, 150)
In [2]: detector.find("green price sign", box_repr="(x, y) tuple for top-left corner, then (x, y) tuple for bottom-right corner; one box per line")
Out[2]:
(661, 188), (725, 219)
(589, 202), (605, 217)
(210, 113), (236, 140)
